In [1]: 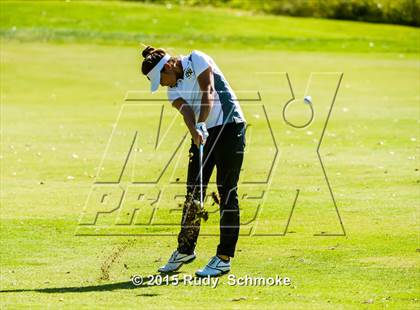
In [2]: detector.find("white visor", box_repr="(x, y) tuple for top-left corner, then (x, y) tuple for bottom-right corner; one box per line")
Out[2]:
(146, 54), (171, 93)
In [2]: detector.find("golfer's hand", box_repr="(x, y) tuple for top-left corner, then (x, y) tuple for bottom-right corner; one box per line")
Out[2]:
(195, 122), (209, 145)
(193, 130), (204, 146)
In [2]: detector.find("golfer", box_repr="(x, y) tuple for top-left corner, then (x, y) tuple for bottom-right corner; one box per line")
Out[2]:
(141, 45), (246, 277)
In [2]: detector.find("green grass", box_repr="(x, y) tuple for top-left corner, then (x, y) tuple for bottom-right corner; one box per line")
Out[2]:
(1, 1), (419, 309)
(0, 1), (419, 53)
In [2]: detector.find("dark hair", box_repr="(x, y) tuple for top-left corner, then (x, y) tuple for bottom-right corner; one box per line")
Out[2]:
(141, 45), (166, 76)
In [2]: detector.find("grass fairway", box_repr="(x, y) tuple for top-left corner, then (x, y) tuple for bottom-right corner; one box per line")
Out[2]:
(1, 1), (419, 309)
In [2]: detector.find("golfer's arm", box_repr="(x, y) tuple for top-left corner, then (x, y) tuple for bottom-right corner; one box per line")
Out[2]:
(197, 67), (215, 123)
(172, 98), (197, 137)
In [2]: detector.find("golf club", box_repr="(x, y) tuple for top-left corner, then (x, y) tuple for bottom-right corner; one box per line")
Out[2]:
(197, 143), (209, 221)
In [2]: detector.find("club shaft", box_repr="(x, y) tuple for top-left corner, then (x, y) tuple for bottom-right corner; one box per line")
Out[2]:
(199, 144), (203, 209)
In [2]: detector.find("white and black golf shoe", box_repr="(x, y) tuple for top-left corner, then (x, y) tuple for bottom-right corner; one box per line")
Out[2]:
(195, 255), (231, 277)
(157, 250), (196, 273)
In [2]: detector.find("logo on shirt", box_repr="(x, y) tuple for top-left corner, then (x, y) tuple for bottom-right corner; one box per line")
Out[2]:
(185, 67), (193, 79)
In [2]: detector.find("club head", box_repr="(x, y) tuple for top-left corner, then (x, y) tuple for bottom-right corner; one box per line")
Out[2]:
(192, 199), (208, 221)
(197, 210), (209, 221)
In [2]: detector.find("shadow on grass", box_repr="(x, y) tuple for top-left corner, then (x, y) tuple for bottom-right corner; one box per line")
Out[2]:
(0, 272), (184, 294)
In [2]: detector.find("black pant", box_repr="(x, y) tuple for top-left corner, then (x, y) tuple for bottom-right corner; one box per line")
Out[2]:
(177, 122), (246, 257)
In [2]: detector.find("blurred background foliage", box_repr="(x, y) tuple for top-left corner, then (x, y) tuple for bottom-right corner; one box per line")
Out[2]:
(126, 0), (419, 26)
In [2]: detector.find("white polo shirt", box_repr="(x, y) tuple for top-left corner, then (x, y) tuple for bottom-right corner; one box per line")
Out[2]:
(167, 50), (246, 129)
